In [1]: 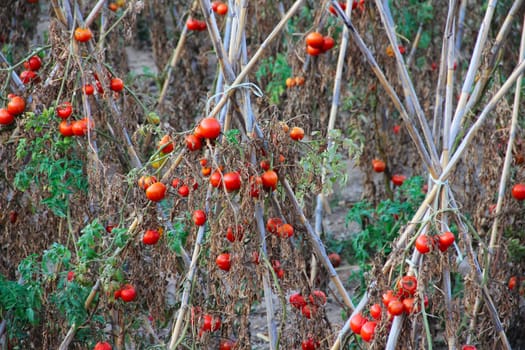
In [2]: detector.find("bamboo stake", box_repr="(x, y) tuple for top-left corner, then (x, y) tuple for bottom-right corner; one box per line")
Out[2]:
(406, 24), (422, 68)
(84, 0), (106, 28)
(455, 0), (467, 52)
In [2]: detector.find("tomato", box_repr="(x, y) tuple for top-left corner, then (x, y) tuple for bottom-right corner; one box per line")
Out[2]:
(210, 170), (223, 188)
(249, 176), (261, 197)
(216, 253), (231, 271)
(114, 289), (122, 299)
(276, 268), (285, 279)
(266, 217), (283, 234)
(138, 175), (157, 190)
(83, 83), (95, 95)
(360, 321), (377, 342)
(198, 117), (221, 139)
(72, 118), (93, 136)
(120, 285), (136, 302)
(398, 45), (406, 54)
(261, 169), (278, 190)
(289, 293), (307, 309)
(301, 336), (318, 350)
(186, 18), (200, 31)
(301, 304), (317, 319)
(201, 314), (213, 331)
(7, 96), (25, 115)
(74, 27), (92, 42)
(197, 20), (207, 31)
(349, 313), (367, 334)
(371, 159), (386, 173)
(211, 1), (220, 11)
(93, 341), (112, 350)
(321, 36), (335, 52)
(393, 124), (401, 134)
(305, 32), (324, 49)
(56, 102), (73, 119)
(290, 126), (305, 141)
(178, 185), (190, 197)
(0, 108), (14, 125)
(216, 2), (228, 15)
(462, 346), (477, 350)
(145, 182), (166, 202)
(309, 290), (327, 306)
(20, 70), (37, 84)
(110, 77), (124, 92)
(223, 172), (241, 192)
(108, 2), (118, 11)
(105, 225), (115, 233)
(437, 231), (455, 252)
(226, 225), (244, 242)
(382, 290), (396, 307)
(277, 223), (294, 238)
(295, 76), (305, 86)
(370, 303), (382, 320)
(306, 45), (322, 56)
(285, 77), (295, 88)
(511, 183), (525, 200)
(219, 340), (235, 350)
(328, 252), (341, 267)
(391, 174), (406, 186)
(142, 229), (160, 245)
(67, 271), (75, 282)
(508, 276), (517, 290)
(402, 297), (416, 314)
(24, 55), (42, 71)
(328, 2), (346, 15)
(184, 134), (201, 151)
(200, 167), (211, 176)
(415, 234), (432, 254)
(59, 120), (74, 136)
(260, 160), (271, 171)
(9, 210), (17, 224)
(158, 134), (174, 154)
(193, 210), (207, 226)
(252, 251), (260, 264)
(387, 299), (404, 316)
(397, 275), (417, 297)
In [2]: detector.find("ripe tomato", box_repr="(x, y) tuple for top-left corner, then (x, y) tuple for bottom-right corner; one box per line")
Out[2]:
(306, 45), (322, 56)
(309, 290), (327, 306)
(201, 167), (211, 176)
(0, 108), (15, 125)
(186, 18), (200, 31)
(178, 185), (190, 197)
(110, 77), (124, 92)
(7, 96), (25, 115)
(210, 170), (223, 188)
(277, 223), (294, 238)
(223, 172), (241, 192)
(295, 76), (305, 86)
(72, 118), (93, 136)
(24, 55), (42, 71)
(360, 321), (377, 342)
(415, 234), (432, 254)
(301, 304), (317, 319)
(388, 299), (404, 316)
(382, 290), (396, 307)
(328, 252), (341, 267)
(193, 210), (207, 226)
(305, 32), (324, 49)
(402, 297), (416, 314)
(511, 183), (525, 200)
(322, 36), (335, 52)
(266, 217), (283, 234)
(250, 176), (262, 197)
(56, 102), (73, 119)
(185, 134), (202, 151)
(349, 313), (367, 334)
(289, 293), (307, 309)
(391, 174), (406, 186)
(260, 160), (271, 171)
(216, 253), (231, 271)
(158, 134), (174, 154)
(508, 276), (517, 290)
(398, 45), (406, 54)
(219, 340), (235, 350)
(393, 124), (401, 134)
(198, 117), (221, 139)
(83, 83), (95, 95)
(93, 341), (112, 350)
(328, 2), (346, 15)
(370, 303), (382, 320)
(145, 182), (166, 202)
(397, 275), (417, 297)
(371, 159), (386, 173)
(261, 169), (278, 190)
(138, 175), (157, 190)
(120, 285), (136, 302)
(301, 336), (318, 350)
(437, 231), (455, 252)
(216, 2), (228, 15)
(226, 225), (244, 242)
(20, 70), (37, 84)
(74, 27), (92, 42)
(108, 2), (118, 11)
(67, 271), (75, 282)
(59, 120), (74, 137)
(462, 346), (477, 350)
(290, 126), (305, 141)
(285, 77), (295, 88)
(142, 229), (160, 245)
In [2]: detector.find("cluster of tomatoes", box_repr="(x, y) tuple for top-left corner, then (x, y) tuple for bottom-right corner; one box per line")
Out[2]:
(289, 289), (327, 320)
(305, 32), (335, 56)
(20, 55), (42, 84)
(211, 1), (228, 15)
(55, 102), (94, 137)
(328, 0), (366, 15)
(0, 94), (25, 125)
(385, 44), (407, 57)
(186, 18), (207, 31)
(285, 76), (305, 88)
(415, 231), (455, 255)
(113, 284), (137, 303)
(108, 0), (126, 12)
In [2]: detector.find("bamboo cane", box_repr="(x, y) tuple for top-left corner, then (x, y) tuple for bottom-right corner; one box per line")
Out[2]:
(84, 0), (106, 28)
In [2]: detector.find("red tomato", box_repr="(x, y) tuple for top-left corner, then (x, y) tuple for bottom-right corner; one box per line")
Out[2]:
(277, 223), (294, 238)
(186, 18), (200, 31)
(178, 185), (190, 197)
(216, 2), (228, 15)
(185, 134), (202, 151)
(393, 124), (401, 134)
(402, 297), (415, 314)
(59, 120), (74, 137)
(372, 159), (386, 173)
(193, 210), (207, 226)
(201, 314), (213, 331)
(382, 290), (396, 307)
(74, 27), (92, 42)
(83, 84), (95, 95)
(397, 275), (417, 297)
(110, 77), (124, 92)
(508, 276), (517, 290)
(321, 36), (335, 52)
(306, 45), (322, 56)
(370, 303), (382, 320)
(392, 174), (406, 186)
(261, 170), (278, 190)
(93, 341), (112, 350)
(360, 321), (377, 342)
(289, 293), (307, 309)
(226, 225), (244, 242)
(462, 346), (477, 350)
(388, 299), (404, 316)
(216, 253), (231, 271)
(56, 102), (73, 119)
(0, 108), (15, 125)
(145, 182), (167, 202)
(260, 160), (271, 171)
(7, 96), (26, 115)
(158, 135), (174, 153)
(328, 252), (341, 267)
(197, 20), (207, 31)
(415, 234), (432, 254)
(67, 271), (75, 282)
(301, 304), (317, 319)
(72, 118), (93, 136)
(24, 55), (42, 71)
(511, 183), (525, 200)
(305, 32), (324, 49)
(437, 231), (455, 252)
(301, 336), (318, 350)
(266, 217), (283, 235)
(349, 313), (367, 334)
(309, 290), (327, 306)
(249, 176), (261, 197)
(328, 2), (346, 15)
(20, 70), (37, 84)
(219, 340), (235, 350)
(290, 127), (305, 141)
(223, 172), (241, 192)
(197, 117), (221, 139)
(210, 170), (223, 188)
(138, 175), (157, 190)
(120, 285), (136, 302)
(142, 229), (160, 245)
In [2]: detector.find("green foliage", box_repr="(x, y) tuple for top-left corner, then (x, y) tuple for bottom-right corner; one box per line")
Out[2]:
(165, 220), (189, 254)
(50, 277), (92, 327)
(390, 0), (433, 49)
(78, 220), (105, 262)
(255, 53), (292, 104)
(14, 108), (87, 217)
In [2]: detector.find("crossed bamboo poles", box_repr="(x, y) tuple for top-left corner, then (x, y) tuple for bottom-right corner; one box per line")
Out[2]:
(46, 0), (525, 348)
